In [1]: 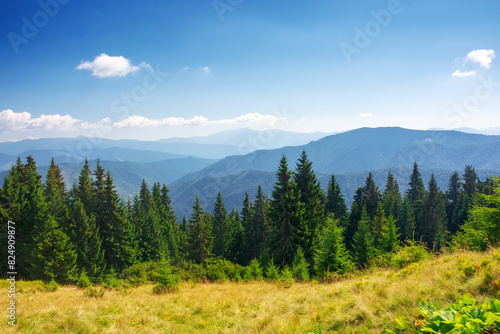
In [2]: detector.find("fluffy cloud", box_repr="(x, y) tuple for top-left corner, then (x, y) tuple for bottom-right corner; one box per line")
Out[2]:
(451, 70), (477, 77)
(467, 49), (495, 69)
(113, 113), (284, 128)
(0, 109), (109, 133)
(203, 66), (211, 74)
(358, 113), (373, 117)
(76, 53), (150, 78)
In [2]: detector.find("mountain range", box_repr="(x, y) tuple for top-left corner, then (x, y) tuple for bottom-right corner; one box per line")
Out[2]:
(1, 127), (500, 219)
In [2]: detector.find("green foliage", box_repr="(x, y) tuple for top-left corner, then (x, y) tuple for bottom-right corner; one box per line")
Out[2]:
(314, 216), (353, 277)
(203, 258), (245, 283)
(77, 271), (92, 289)
(277, 266), (294, 288)
(84, 285), (106, 298)
(187, 195), (214, 264)
(417, 294), (500, 333)
(120, 261), (158, 285)
(390, 240), (429, 269)
(292, 247), (310, 281)
(44, 280), (59, 292)
(352, 208), (375, 267)
(265, 258), (280, 281)
(153, 255), (180, 294)
(244, 258), (264, 281)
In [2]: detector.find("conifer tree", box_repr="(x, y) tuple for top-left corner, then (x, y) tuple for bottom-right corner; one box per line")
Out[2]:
(408, 162), (426, 239)
(178, 214), (190, 258)
(324, 174), (348, 229)
(101, 172), (137, 270)
(267, 156), (305, 267)
(398, 194), (415, 241)
(246, 185), (269, 264)
(294, 151), (324, 265)
(212, 191), (228, 257)
(69, 198), (105, 281)
(44, 158), (68, 226)
(383, 171), (401, 219)
(445, 172), (461, 234)
(188, 195), (214, 264)
(371, 202), (387, 250)
(226, 208), (244, 264)
(352, 208), (375, 267)
(422, 174), (447, 249)
(314, 215), (352, 276)
(73, 159), (95, 215)
(161, 184), (179, 260)
(364, 172), (382, 219)
(382, 215), (400, 252)
(30, 216), (77, 283)
(292, 247), (309, 281)
(240, 190), (254, 264)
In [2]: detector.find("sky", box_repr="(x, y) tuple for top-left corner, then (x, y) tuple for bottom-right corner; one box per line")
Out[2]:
(0, 0), (499, 141)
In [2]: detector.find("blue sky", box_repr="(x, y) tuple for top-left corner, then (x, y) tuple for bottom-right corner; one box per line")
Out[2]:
(0, 0), (499, 141)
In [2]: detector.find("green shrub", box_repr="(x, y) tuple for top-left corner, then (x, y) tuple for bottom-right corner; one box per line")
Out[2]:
(204, 258), (245, 282)
(391, 241), (429, 268)
(265, 258), (280, 281)
(292, 247), (310, 282)
(44, 280), (59, 292)
(153, 256), (181, 294)
(244, 259), (264, 281)
(120, 261), (158, 285)
(76, 271), (92, 289)
(457, 257), (480, 279)
(84, 285), (105, 298)
(277, 266), (294, 288)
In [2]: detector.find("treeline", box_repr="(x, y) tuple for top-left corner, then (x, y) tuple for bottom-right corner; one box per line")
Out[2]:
(0, 152), (499, 283)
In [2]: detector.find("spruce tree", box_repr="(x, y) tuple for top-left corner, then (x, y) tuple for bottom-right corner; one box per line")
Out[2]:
(371, 202), (387, 250)
(422, 174), (447, 249)
(294, 151), (324, 266)
(352, 208), (375, 268)
(445, 172), (461, 234)
(408, 162), (426, 240)
(382, 215), (400, 252)
(73, 159), (95, 215)
(44, 158), (68, 226)
(324, 174), (348, 229)
(364, 172), (382, 219)
(69, 198), (105, 281)
(383, 171), (401, 219)
(31, 216), (77, 283)
(398, 194), (415, 242)
(314, 215), (352, 276)
(188, 195), (214, 264)
(226, 208), (244, 264)
(246, 185), (268, 264)
(212, 191), (228, 257)
(267, 156), (305, 267)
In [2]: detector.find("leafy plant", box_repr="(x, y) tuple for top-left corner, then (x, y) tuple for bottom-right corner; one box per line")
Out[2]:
(417, 294), (500, 333)
(153, 255), (181, 294)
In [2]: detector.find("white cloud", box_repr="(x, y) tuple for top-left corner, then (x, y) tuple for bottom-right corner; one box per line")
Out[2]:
(113, 113), (285, 128)
(452, 70), (477, 77)
(76, 53), (149, 78)
(202, 66), (210, 74)
(0, 109), (110, 132)
(358, 113), (373, 117)
(182, 66), (190, 71)
(466, 49), (495, 69)
(0, 109), (79, 132)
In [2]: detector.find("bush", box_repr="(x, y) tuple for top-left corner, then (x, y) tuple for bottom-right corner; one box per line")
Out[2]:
(292, 247), (310, 282)
(244, 259), (263, 281)
(277, 266), (294, 288)
(391, 240), (429, 268)
(44, 280), (59, 292)
(84, 285), (105, 298)
(204, 258), (245, 283)
(76, 271), (92, 289)
(120, 261), (158, 286)
(153, 256), (181, 294)
(265, 258), (280, 281)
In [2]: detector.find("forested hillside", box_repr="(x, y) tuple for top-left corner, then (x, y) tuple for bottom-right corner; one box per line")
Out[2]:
(1, 151), (499, 284)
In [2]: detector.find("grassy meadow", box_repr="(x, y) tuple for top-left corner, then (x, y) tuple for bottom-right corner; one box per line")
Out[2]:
(2, 247), (500, 333)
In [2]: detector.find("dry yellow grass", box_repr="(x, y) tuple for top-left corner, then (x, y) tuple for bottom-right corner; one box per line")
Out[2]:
(2, 247), (499, 333)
